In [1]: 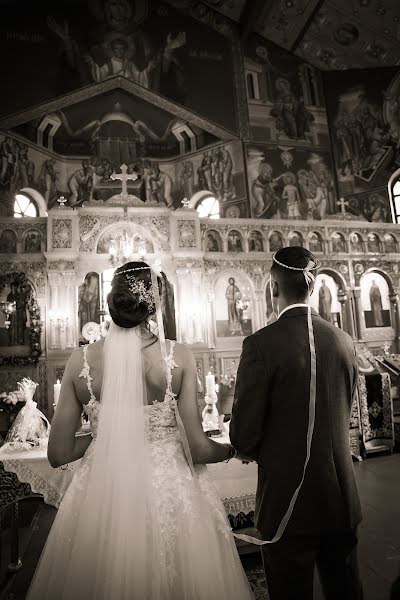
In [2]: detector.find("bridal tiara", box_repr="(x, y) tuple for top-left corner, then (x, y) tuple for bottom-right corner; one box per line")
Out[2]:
(116, 266), (156, 309)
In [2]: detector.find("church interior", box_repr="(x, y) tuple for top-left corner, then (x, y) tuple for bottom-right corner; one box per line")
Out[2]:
(0, 0), (400, 598)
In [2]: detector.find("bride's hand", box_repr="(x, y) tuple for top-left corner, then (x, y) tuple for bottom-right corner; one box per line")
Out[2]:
(236, 453), (253, 464)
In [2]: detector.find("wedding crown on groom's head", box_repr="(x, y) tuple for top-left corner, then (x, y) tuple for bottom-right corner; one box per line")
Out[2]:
(272, 253), (321, 287)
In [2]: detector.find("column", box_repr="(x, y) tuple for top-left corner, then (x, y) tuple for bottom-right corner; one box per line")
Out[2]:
(338, 290), (355, 337)
(47, 271), (77, 349)
(205, 285), (217, 349)
(389, 290), (400, 353)
(253, 290), (266, 331)
(175, 269), (189, 344)
(352, 288), (363, 340)
(47, 272), (62, 349)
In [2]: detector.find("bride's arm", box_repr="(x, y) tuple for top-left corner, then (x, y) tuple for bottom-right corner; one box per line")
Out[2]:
(48, 350), (92, 468)
(176, 346), (233, 464)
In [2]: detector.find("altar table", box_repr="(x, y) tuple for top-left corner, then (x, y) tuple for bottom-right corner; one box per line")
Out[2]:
(0, 433), (257, 570)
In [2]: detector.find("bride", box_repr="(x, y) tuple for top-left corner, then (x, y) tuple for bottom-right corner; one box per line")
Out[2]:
(27, 261), (254, 599)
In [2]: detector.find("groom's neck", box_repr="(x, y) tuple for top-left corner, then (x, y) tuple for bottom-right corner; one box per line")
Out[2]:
(278, 296), (309, 313)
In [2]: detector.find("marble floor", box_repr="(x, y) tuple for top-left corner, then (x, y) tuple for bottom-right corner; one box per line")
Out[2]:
(1, 452), (399, 600)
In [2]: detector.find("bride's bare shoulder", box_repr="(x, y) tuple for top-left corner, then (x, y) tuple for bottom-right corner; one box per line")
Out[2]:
(170, 341), (195, 369)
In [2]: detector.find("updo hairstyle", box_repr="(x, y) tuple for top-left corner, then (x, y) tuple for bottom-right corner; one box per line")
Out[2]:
(107, 261), (156, 329)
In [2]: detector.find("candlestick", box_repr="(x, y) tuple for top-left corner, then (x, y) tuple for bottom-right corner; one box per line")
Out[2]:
(206, 371), (215, 396)
(53, 379), (61, 406)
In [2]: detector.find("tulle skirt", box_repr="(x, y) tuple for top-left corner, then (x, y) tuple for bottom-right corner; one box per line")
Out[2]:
(27, 437), (254, 599)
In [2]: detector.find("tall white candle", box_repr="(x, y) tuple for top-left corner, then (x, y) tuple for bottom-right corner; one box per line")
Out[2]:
(206, 371), (215, 396)
(53, 379), (61, 406)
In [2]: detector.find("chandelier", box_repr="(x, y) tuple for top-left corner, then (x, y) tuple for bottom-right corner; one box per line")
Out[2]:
(108, 231), (147, 267)
(0, 300), (16, 328)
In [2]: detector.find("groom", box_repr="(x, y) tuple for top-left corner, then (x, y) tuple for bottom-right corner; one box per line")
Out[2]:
(230, 246), (363, 600)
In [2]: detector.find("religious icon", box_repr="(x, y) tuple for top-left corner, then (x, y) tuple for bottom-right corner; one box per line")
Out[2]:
(0, 229), (17, 253)
(227, 230), (243, 252)
(6, 282), (28, 346)
(225, 278), (243, 335)
(269, 231), (283, 252)
(310, 274), (342, 328)
(309, 232), (323, 253)
(331, 232), (346, 253)
(248, 231), (264, 251)
(214, 274), (252, 337)
(384, 234), (397, 254)
(24, 231), (42, 253)
(350, 233), (364, 253)
(360, 272), (391, 329)
(367, 233), (381, 253)
(318, 279), (333, 323)
(289, 232), (303, 247)
(78, 272), (101, 338)
(206, 231), (221, 252)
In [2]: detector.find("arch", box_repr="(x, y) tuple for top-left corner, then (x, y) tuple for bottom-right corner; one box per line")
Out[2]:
(20, 188), (47, 216)
(366, 232), (381, 253)
(360, 268), (394, 329)
(316, 267), (348, 292)
(268, 230), (284, 252)
(310, 268), (348, 329)
(95, 222), (158, 255)
(187, 190), (214, 210)
(331, 231), (347, 253)
(309, 231), (324, 253)
(383, 233), (397, 254)
(194, 193), (219, 219)
(0, 229), (17, 253)
(248, 229), (265, 252)
(350, 232), (364, 253)
(361, 267), (395, 293)
(22, 228), (43, 253)
(227, 229), (243, 252)
(288, 231), (304, 247)
(204, 229), (223, 252)
(388, 167), (400, 224)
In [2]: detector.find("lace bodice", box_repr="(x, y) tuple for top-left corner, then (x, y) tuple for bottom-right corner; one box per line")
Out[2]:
(79, 341), (179, 441)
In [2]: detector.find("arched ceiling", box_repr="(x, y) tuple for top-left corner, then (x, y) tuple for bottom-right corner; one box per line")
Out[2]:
(187, 0), (400, 70)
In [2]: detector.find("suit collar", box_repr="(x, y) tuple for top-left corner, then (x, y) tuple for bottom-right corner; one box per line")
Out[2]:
(278, 306), (319, 320)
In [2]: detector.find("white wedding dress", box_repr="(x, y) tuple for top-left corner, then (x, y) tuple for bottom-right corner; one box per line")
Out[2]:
(27, 341), (253, 599)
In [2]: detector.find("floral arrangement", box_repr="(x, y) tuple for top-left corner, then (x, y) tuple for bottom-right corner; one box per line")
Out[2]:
(219, 372), (236, 389)
(0, 377), (37, 422)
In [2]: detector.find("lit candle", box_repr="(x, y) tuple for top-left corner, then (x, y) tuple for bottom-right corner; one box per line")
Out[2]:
(206, 371), (215, 396)
(53, 379), (61, 406)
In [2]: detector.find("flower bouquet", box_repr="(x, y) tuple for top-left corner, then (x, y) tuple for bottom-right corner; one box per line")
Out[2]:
(0, 378), (50, 453)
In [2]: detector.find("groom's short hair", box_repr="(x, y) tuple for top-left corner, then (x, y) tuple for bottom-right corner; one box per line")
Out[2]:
(271, 246), (318, 300)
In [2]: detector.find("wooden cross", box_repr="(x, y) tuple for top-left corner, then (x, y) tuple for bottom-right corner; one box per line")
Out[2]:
(110, 164), (138, 198)
(337, 197), (348, 215)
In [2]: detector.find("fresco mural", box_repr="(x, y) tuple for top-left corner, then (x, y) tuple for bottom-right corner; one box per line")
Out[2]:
(246, 144), (335, 220)
(324, 67), (400, 213)
(244, 35), (329, 147)
(0, 0), (238, 134)
(342, 188), (390, 223)
(175, 141), (247, 216)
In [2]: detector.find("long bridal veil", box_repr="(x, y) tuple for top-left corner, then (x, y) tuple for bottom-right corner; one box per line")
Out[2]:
(60, 322), (167, 599)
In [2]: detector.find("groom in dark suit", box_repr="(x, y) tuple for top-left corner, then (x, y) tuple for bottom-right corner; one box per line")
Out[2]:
(230, 247), (363, 600)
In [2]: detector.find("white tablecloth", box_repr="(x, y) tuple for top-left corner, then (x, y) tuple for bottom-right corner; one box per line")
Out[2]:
(0, 427), (257, 516)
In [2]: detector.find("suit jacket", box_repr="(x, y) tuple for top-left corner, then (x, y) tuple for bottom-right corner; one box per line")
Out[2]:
(230, 307), (362, 538)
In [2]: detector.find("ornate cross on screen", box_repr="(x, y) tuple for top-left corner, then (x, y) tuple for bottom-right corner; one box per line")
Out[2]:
(337, 197), (348, 215)
(110, 164), (138, 199)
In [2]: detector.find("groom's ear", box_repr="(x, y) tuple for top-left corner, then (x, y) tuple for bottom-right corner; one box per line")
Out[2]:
(271, 280), (279, 298)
